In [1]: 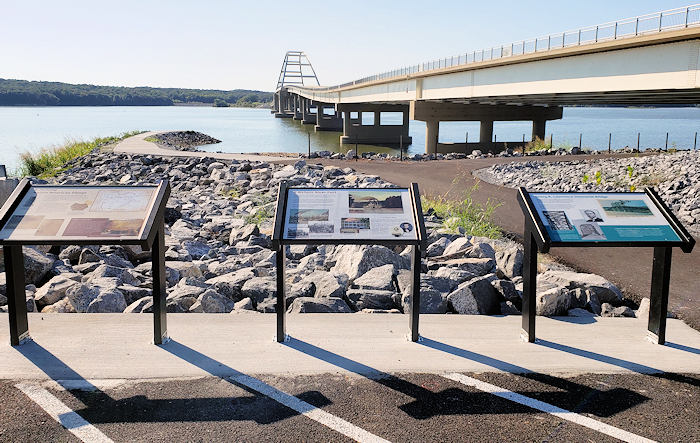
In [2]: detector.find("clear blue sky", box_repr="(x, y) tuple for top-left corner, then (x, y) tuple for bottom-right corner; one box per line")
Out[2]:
(0, 0), (693, 91)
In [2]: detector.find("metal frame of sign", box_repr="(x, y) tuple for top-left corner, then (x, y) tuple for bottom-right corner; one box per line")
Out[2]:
(517, 187), (695, 345)
(271, 181), (427, 342)
(0, 179), (171, 346)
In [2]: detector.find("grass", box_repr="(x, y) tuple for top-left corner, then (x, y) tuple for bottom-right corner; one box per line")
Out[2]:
(421, 180), (502, 239)
(18, 131), (143, 178)
(244, 192), (276, 226)
(524, 137), (551, 153)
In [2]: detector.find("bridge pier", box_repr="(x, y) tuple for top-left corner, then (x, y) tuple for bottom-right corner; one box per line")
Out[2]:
(301, 98), (317, 125)
(293, 95), (303, 120)
(338, 103), (411, 145)
(410, 102), (562, 154)
(274, 89), (293, 118)
(315, 103), (343, 131)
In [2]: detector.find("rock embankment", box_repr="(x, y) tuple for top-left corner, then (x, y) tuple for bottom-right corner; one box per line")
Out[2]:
(478, 150), (700, 237)
(150, 130), (221, 151)
(0, 148), (644, 318)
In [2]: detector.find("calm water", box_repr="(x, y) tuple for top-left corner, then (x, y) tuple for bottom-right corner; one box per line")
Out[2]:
(0, 106), (698, 171)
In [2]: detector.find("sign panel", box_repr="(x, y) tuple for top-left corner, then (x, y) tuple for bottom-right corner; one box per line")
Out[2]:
(0, 186), (158, 242)
(529, 192), (682, 243)
(282, 188), (418, 241)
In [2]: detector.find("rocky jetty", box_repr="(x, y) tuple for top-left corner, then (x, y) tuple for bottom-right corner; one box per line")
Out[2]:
(0, 148), (643, 318)
(478, 150), (700, 237)
(151, 131), (221, 151)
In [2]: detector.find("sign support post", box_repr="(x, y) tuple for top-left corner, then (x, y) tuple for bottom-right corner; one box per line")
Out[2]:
(5, 244), (28, 345)
(648, 246), (672, 344)
(151, 217), (168, 345)
(521, 228), (538, 343)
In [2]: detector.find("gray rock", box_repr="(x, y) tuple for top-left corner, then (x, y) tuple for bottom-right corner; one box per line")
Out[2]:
(233, 297), (254, 311)
(353, 264), (396, 291)
(117, 284), (151, 305)
(537, 270), (622, 303)
(241, 277), (276, 304)
(346, 289), (396, 311)
(59, 245), (83, 263)
(442, 237), (469, 256)
(229, 224), (259, 245)
(34, 275), (81, 307)
(124, 296), (152, 313)
(426, 237), (451, 257)
(86, 289), (127, 313)
(636, 297), (650, 319)
(536, 287), (576, 316)
(287, 297), (352, 313)
(304, 271), (346, 298)
(256, 297), (277, 313)
(165, 261), (203, 279)
(65, 284), (100, 312)
(495, 246), (524, 278)
(500, 301), (521, 315)
(601, 303), (635, 318)
(41, 297), (76, 313)
(331, 245), (408, 280)
(23, 246), (55, 285)
(491, 279), (521, 304)
(205, 267), (256, 300)
(447, 274), (500, 315)
(288, 280), (315, 299)
(182, 241), (212, 260)
(401, 289), (447, 314)
(189, 289), (235, 313)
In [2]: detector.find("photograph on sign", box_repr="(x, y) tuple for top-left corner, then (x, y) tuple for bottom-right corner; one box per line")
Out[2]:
(0, 186), (158, 242)
(283, 188), (417, 241)
(529, 192), (681, 243)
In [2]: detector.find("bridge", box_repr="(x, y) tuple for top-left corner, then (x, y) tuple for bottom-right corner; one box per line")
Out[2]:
(273, 5), (700, 154)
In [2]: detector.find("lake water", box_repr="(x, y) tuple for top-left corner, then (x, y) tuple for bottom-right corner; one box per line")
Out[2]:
(0, 106), (698, 171)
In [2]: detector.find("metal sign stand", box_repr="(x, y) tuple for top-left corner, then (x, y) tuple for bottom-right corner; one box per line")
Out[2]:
(0, 179), (171, 346)
(518, 187), (694, 345)
(271, 181), (427, 343)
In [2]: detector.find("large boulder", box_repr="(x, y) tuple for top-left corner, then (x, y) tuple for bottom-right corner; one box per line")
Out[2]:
(165, 261), (203, 279)
(536, 287), (578, 316)
(23, 247), (55, 285)
(353, 264), (396, 291)
(35, 275), (81, 307)
(442, 237), (469, 256)
(189, 289), (235, 313)
(304, 271), (346, 298)
(229, 224), (259, 245)
(401, 289), (447, 314)
(287, 297), (352, 313)
(447, 274), (500, 315)
(537, 270), (622, 303)
(124, 296), (152, 313)
(205, 267), (256, 300)
(426, 237), (451, 257)
(346, 289), (396, 311)
(331, 245), (408, 281)
(241, 277), (276, 304)
(65, 283), (100, 312)
(86, 289), (127, 313)
(495, 246), (524, 278)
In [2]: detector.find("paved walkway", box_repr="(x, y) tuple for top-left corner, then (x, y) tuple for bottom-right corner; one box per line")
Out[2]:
(1, 313), (699, 378)
(314, 156), (700, 331)
(113, 131), (296, 162)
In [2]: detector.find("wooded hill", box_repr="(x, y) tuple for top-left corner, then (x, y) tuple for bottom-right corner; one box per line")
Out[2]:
(0, 79), (273, 107)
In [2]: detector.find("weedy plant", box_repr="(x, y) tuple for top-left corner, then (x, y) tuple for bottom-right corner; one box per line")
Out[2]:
(421, 177), (502, 239)
(18, 131), (143, 178)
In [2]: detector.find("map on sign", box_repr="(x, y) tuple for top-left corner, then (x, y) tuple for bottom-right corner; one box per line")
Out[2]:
(283, 188), (417, 241)
(0, 186), (158, 241)
(529, 192), (681, 243)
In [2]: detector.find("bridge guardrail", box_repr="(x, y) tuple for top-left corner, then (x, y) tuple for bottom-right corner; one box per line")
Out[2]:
(295, 4), (700, 92)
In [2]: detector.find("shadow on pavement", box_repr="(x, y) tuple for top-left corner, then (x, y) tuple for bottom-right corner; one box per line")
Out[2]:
(15, 340), (331, 425)
(664, 341), (700, 355)
(284, 336), (648, 418)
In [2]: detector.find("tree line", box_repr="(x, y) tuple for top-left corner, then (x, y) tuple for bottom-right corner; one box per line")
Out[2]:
(0, 79), (273, 107)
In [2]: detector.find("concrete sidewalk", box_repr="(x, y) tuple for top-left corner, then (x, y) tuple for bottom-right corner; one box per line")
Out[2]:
(1, 313), (698, 380)
(113, 131), (296, 163)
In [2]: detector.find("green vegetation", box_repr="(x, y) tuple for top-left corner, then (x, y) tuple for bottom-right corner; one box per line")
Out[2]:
(0, 78), (273, 107)
(524, 137), (551, 153)
(18, 131), (142, 177)
(244, 193), (276, 226)
(422, 182), (502, 239)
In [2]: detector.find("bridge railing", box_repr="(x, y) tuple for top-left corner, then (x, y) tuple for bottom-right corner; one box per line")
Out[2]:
(299, 4), (700, 92)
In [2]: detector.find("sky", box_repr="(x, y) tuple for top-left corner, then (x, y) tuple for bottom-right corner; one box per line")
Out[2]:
(0, 0), (694, 92)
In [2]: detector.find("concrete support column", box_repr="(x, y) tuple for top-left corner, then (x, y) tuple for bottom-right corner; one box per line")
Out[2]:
(480, 120), (494, 143)
(374, 111), (381, 127)
(316, 103), (324, 126)
(532, 119), (546, 141)
(425, 120), (439, 154)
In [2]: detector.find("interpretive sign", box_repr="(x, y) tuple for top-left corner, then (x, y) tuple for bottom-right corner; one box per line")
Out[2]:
(0, 180), (171, 346)
(272, 182), (427, 343)
(282, 188), (418, 242)
(518, 187), (695, 346)
(528, 192), (682, 244)
(0, 186), (159, 243)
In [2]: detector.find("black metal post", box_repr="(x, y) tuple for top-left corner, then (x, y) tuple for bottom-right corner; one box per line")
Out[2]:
(276, 245), (286, 342)
(648, 246), (672, 345)
(637, 132), (640, 151)
(465, 131), (468, 155)
(608, 133), (612, 153)
(152, 218), (168, 345)
(409, 244), (421, 342)
(5, 245), (28, 346)
(694, 132), (697, 150)
(355, 143), (358, 161)
(579, 133), (582, 150)
(550, 134), (554, 150)
(400, 135), (403, 161)
(665, 132), (669, 151)
(307, 132), (311, 157)
(521, 228), (537, 342)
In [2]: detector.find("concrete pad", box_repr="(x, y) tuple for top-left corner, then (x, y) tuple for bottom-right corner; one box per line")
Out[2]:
(0, 313), (698, 381)
(114, 131), (295, 162)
